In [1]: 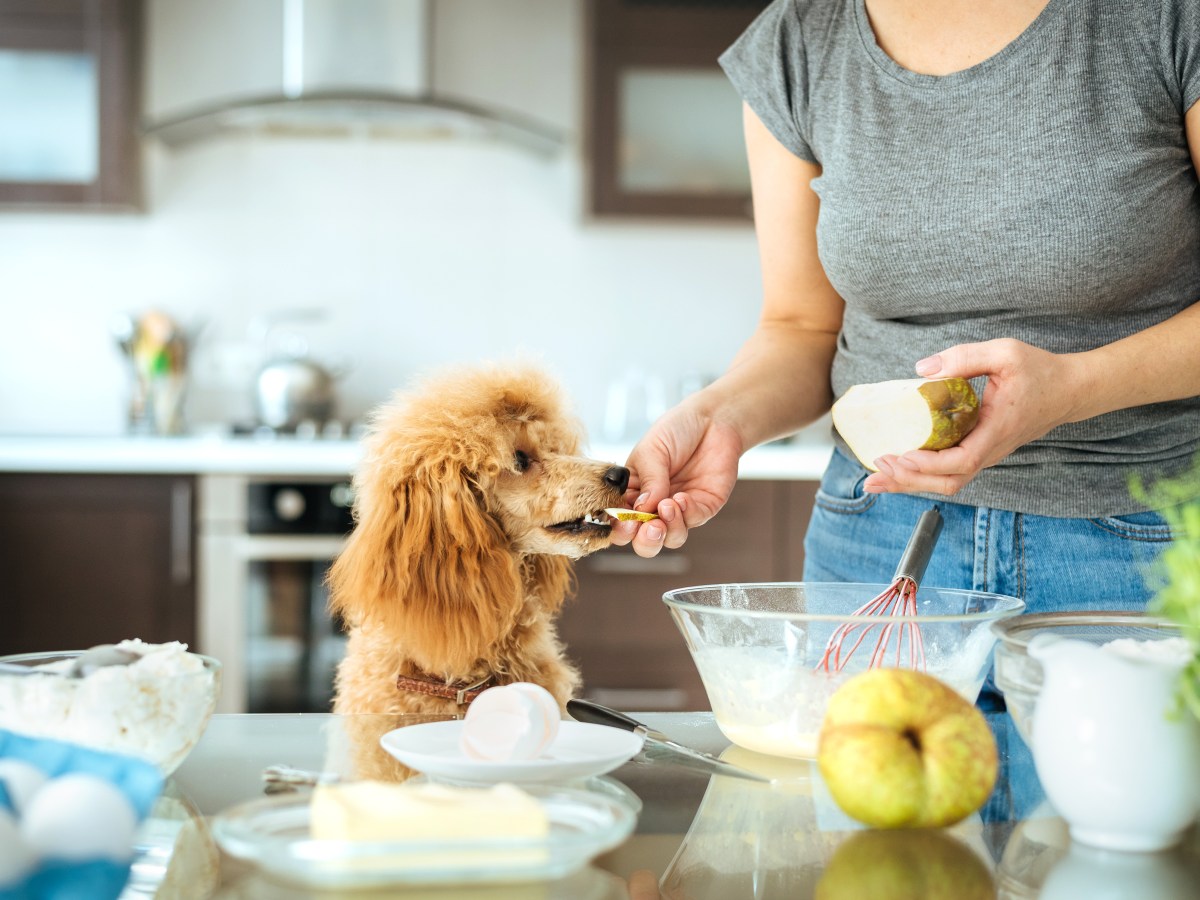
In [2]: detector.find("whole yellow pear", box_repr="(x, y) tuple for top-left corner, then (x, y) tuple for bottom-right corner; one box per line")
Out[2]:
(817, 668), (997, 828)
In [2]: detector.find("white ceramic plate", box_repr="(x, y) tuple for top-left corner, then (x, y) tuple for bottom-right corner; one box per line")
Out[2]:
(213, 784), (638, 889)
(379, 720), (644, 784)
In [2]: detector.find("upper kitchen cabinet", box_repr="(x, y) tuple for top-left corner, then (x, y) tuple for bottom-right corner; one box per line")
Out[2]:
(142, 0), (575, 155)
(0, 0), (140, 210)
(430, 0), (576, 140)
(586, 0), (766, 219)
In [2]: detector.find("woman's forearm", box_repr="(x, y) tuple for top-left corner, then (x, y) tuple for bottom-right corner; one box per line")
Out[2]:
(694, 105), (844, 454)
(1066, 300), (1200, 423)
(693, 319), (840, 452)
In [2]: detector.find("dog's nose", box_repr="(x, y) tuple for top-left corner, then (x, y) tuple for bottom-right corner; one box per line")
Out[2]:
(603, 465), (630, 493)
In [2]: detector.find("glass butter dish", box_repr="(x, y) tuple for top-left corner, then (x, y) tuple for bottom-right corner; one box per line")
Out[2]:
(212, 783), (637, 889)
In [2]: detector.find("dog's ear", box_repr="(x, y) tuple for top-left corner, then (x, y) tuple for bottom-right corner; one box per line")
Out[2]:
(327, 466), (525, 674)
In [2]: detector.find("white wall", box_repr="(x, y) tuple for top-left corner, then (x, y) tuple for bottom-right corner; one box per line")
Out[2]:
(0, 134), (763, 440)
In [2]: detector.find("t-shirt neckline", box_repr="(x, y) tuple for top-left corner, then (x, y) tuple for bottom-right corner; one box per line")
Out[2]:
(853, 0), (1064, 87)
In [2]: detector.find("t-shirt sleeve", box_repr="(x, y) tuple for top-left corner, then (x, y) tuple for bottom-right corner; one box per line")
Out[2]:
(718, 0), (815, 162)
(1165, 0), (1200, 112)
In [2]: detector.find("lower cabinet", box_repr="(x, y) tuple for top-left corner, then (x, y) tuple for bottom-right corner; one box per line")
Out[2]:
(0, 470), (816, 712)
(560, 480), (818, 710)
(0, 474), (196, 655)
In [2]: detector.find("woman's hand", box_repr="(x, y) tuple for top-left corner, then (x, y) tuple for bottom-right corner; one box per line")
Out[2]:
(864, 339), (1087, 496)
(608, 401), (743, 558)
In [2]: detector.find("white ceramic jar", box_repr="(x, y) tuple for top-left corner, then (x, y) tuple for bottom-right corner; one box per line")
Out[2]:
(1029, 635), (1200, 852)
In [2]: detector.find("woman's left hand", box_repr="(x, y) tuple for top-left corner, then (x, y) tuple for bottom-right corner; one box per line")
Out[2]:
(864, 339), (1087, 496)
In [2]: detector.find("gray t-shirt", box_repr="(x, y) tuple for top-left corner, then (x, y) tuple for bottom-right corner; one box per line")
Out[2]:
(721, 0), (1200, 517)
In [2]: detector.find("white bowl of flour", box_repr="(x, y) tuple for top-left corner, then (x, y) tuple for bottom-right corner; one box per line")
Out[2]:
(0, 640), (221, 774)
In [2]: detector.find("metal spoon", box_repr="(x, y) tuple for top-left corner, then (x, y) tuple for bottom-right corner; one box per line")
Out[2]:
(262, 764), (343, 794)
(0, 644), (140, 678)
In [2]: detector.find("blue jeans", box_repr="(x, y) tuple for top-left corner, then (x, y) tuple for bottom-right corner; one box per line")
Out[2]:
(802, 448), (1175, 615)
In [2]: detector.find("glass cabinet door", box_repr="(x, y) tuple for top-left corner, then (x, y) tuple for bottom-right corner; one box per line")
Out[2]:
(587, 0), (766, 219)
(0, 48), (99, 184)
(617, 67), (749, 196)
(0, 0), (139, 209)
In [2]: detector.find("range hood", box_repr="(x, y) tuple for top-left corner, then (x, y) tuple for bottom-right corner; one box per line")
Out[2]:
(142, 0), (572, 154)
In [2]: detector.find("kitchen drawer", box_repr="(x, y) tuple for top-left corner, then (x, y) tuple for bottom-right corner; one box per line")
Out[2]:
(781, 480), (818, 580)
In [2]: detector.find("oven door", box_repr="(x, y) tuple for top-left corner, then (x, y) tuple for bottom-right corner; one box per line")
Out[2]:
(248, 544), (347, 713)
(199, 475), (351, 714)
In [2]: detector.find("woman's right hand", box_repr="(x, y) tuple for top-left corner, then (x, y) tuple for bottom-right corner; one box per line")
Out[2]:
(609, 399), (743, 558)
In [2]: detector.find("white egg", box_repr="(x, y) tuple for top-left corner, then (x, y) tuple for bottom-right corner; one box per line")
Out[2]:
(0, 759), (48, 815)
(459, 682), (560, 761)
(0, 809), (36, 886)
(21, 774), (138, 862)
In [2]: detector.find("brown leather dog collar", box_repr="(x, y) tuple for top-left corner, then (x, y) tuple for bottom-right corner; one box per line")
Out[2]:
(395, 672), (496, 706)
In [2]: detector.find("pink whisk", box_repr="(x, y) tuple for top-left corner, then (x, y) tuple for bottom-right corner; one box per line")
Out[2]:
(817, 506), (944, 673)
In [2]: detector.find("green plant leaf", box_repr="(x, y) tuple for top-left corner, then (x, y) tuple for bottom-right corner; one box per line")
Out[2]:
(1131, 456), (1200, 720)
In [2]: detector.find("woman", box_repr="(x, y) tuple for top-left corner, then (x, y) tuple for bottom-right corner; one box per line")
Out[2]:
(613, 0), (1200, 615)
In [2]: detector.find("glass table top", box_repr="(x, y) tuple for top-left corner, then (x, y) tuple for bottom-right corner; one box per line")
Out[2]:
(130, 711), (1200, 898)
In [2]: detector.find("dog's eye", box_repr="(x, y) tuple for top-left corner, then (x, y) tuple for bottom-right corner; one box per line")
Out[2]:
(514, 450), (532, 473)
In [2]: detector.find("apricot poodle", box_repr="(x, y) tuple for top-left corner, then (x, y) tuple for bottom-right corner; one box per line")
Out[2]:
(329, 362), (629, 720)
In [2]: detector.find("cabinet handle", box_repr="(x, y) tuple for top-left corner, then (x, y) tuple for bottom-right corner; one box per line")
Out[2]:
(585, 553), (691, 575)
(170, 480), (192, 585)
(584, 688), (690, 711)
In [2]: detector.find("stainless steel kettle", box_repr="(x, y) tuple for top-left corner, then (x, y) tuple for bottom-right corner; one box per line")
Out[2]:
(255, 356), (338, 431)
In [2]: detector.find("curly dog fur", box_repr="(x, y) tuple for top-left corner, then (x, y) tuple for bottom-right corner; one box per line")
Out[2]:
(329, 362), (627, 722)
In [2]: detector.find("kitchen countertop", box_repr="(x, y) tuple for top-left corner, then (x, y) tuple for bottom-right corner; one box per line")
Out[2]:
(149, 710), (1200, 898)
(0, 434), (834, 480)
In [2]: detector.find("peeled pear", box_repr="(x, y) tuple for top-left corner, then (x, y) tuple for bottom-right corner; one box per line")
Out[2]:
(604, 508), (658, 522)
(831, 377), (979, 471)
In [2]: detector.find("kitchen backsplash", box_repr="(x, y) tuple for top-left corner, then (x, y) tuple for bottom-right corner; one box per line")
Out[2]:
(0, 135), (762, 439)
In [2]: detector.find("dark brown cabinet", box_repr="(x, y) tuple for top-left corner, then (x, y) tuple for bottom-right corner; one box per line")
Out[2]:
(0, 474), (195, 655)
(0, 0), (141, 209)
(560, 479), (817, 709)
(586, 0), (767, 219)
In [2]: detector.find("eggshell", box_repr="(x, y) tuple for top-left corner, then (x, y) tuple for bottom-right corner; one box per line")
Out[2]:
(0, 809), (36, 886)
(0, 760), (48, 815)
(21, 774), (138, 861)
(509, 683), (561, 750)
(460, 688), (539, 761)
(459, 683), (561, 762)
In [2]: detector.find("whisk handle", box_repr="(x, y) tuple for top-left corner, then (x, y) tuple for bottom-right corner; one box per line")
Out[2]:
(893, 506), (944, 585)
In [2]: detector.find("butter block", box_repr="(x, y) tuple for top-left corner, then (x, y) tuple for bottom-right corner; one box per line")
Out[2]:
(309, 781), (550, 873)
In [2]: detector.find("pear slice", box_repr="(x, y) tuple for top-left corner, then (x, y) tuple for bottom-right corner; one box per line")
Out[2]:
(831, 377), (979, 471)
(604, 508), (659, 522)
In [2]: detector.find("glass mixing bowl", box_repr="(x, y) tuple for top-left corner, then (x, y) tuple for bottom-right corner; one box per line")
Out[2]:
(990, 611), (1185, 747)
(663, 582), (1024, 759)
(0, 648), (221, 774)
